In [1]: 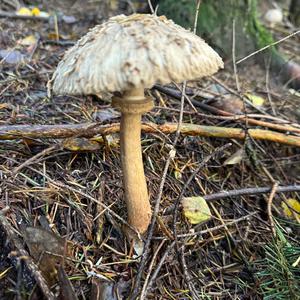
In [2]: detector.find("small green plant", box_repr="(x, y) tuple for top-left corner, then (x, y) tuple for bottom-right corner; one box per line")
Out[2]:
(254, 226), (300, 300)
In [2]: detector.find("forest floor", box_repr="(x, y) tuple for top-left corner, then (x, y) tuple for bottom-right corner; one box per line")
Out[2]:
(0, 2), (299, 300)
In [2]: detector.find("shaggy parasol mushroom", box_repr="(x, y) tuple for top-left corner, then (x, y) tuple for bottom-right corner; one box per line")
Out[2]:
(49, 13), (223, 237)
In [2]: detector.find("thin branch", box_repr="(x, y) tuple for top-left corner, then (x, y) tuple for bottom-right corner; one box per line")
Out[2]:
(155, 85), (300, 133)
(203, 185), (300, 201)
(267, 182), (279, 236)
(236, 30), (300, 64)
(163, 185), (300, 215)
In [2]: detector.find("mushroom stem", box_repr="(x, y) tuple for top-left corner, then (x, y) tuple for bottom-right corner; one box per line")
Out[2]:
(112, 89), (154, 235)
(120, 111), (150, 234)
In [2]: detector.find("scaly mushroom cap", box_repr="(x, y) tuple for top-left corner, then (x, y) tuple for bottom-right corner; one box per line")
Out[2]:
(51, 14), (223, 95)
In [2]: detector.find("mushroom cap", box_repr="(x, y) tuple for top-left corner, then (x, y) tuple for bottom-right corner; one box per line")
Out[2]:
(51, 14), (223, 95)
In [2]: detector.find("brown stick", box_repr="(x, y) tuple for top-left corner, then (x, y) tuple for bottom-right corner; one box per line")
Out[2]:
(1, 122), (300, 147)
(154, 85), (300, 134)
(163, 185), (300, 215)
(203, 185), (300, 201)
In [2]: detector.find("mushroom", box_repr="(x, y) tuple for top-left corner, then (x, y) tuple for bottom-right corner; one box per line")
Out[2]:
(50, 14), (223, 237)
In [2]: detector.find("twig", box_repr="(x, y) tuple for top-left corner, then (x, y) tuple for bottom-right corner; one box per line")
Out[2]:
(179, 245), (201, 300)
(171, 143), (232, 238)
(139, 240), (165, 299)
(193, 0), (202, 34)
(144, 241), (176, 294)
(1, 122), (300, 147)
(173, 4), (204, 298)
(12, 144), (60, 175)
(10, 159), (135, 236)
(163, 185), (300, 215)
(204, 185), (300, 201)
(177, 212), (258, 238)
(155, 85), (300, 133)
(267, 182), (279, 236)
(147, 0), (154, 14)
(232, 19), (241, 92)
(236, 30), (300, 64)
(171, 144), (232, 299)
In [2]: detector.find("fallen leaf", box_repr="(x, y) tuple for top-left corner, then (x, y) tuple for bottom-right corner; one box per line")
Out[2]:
(182, 196), (211, 224)
(0, 49), (25, 64)
(16, 7), (32, 16)
(23, 227), (71, 286)
(62, 15), (77, 24)
(282, 198), (300, 221)
(63, 137), (100, 151)
(245, 93), (265, 107)
(110, 0), (119, 11)
(174, 169), (182, 180)
(47, 32), (60, 40)
(209, 95), (244, 114)
(18, 35), (37, 46)
(223, 148), (244, 165)
(31, 7), (41, 16)
(91, 135), (119, 148)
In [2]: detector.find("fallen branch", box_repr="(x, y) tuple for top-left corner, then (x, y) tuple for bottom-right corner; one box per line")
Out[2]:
(203, 185), (300, 201)
(163, 185), (300, 215)
(155, 85), (300, 134)
(1, 122), (300, 147)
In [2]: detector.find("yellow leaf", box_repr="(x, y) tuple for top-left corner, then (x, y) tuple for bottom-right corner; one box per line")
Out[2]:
(16, 7), (32, 16)
(47, 32), (60, 40)
(63, 138), (100, 152)
(18, 35), (37, 46)
(282, 198), (300, 220)
(174, 169), (182, 180)
(182, 196), (211, 224)
(245, 93), (265, 107)
(31, 7), (41, 16)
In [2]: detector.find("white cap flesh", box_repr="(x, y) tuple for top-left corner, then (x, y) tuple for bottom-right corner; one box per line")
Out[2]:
(51, 14), (224, 95)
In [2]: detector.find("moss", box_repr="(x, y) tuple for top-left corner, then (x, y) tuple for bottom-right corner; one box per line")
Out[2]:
(245, 0), (285, 70)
